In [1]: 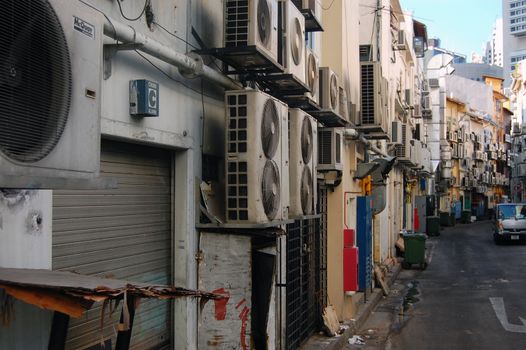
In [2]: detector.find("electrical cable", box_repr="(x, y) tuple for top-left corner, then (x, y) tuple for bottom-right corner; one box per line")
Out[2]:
(134, 49), (217, 100)
(117, 0), (150, 22)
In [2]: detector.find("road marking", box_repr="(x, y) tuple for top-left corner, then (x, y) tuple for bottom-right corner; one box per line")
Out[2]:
(489, 297), (526, 333)
(427, 241), (436, 264)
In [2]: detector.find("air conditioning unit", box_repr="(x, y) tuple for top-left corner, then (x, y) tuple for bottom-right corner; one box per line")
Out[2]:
(289, 108), (317, 216)
(318, 127), (343, 171)
(225, 89), (289, 224)
(319, 67), (340, 115)
(452, 144), (458, 158)
(483, 152), (488, 161)
(428, 78), (439, 88)
(394, 123), (411, 160)
(305, 47), (320, 104)
(396, 30), (407, 50)
(224, 0), (278, 62)
(338, 87), (349, 121)
(292, 0), (322, 26)
(413, 104), (422, 118)
(0, 0), (103, 188)
(282, 0), (306, 84)
(359, 62), (387, 133)
(458, 144), (464, 158)
(390, 121), (404, 145)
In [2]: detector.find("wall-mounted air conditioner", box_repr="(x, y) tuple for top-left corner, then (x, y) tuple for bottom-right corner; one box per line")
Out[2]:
(318, 127), (343, 171)
(390, 121), (404, 145)
(0, 0), (103, 188)
(319, 67), (340, 115)
(305, 47), (319, 104)
(358, 62), (387, 134)
(405, 89), (413, 107)
(282, 0), (306, 84)
(395, 30), (407, 50)
(224, 0), (278, 62)
(428, 78), (439, 88)
(395, 123), (411, 161)
(289, 108), (317, 216)
(225, 89), (289, 224)
(292, 0), (322, 26)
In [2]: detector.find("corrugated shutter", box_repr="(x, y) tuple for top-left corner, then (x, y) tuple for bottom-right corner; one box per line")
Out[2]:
(53, 139), (172, 350)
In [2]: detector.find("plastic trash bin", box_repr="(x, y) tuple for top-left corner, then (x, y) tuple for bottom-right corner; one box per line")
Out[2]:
(402, 233), (427, 270)
(461, 210), (471, 224)
(426, 216), (440, 236)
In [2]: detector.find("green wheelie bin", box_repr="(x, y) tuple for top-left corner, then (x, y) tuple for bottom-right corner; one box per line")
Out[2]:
(402, 232), (427, 269)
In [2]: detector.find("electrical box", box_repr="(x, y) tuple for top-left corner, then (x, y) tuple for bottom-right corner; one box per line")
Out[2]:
(129, 79), (159, 117)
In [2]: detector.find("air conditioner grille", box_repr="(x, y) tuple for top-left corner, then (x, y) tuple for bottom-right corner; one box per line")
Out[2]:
(318, 130), (332, 164)
(257, 0), (272, 46)
(227, 160), (249, 221)
(225, 0), (249, 47)
(262, 159), (280, 220)
(361, 64), (375, 124)
(335, 132), (341, 163)
(301, 116), (313, 164)
(0, 0), (72, 163)
(329, 73), (338, 110)
(227, 94), (248, 154)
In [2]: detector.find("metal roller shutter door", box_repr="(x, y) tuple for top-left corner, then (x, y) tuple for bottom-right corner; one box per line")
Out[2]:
(53, 139), (172, 350)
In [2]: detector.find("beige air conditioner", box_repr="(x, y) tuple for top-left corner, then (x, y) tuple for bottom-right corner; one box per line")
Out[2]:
(225, 89), (289, 224)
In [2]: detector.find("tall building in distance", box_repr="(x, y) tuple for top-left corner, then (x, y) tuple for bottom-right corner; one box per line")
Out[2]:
(503, 0), (526, 86)
(485, 18), (504, 67)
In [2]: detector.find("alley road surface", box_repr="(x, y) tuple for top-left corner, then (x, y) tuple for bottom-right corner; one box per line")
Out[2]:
(346, 220), (526, 350)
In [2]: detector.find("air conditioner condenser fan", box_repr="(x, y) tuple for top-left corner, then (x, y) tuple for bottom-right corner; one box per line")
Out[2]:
(261, 99), (280, 159)
(300, 166), (313, 214)
(257, 0), (271, 46)
(261, 159), (281, 220)
(301, 116), (313, 164)
(0, 0), (72, 163)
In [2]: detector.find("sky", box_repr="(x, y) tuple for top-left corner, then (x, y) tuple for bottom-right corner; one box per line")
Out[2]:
(401, 0), (502, 61)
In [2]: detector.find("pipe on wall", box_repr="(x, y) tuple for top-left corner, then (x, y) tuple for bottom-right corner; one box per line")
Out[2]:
(103, 16), (242, 91)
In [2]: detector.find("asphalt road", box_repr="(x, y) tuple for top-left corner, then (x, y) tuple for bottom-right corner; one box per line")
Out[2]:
(346, 220), (526, 350)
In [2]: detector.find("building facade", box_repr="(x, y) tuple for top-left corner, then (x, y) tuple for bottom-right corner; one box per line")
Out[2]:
(503, 0), (526, 86)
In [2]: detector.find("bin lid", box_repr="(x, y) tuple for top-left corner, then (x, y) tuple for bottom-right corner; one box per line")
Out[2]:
(403, 233), (427, 240)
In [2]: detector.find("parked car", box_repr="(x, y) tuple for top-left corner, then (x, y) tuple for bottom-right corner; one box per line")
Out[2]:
(494, 203), (526, 244)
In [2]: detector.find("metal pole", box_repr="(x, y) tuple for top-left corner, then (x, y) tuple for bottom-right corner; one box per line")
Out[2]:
(103, 17), (242, 91)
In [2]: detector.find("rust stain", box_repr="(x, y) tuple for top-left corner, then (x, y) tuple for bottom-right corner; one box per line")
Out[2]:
(207, 335), (223, 347)
(211, 288), (230, 320)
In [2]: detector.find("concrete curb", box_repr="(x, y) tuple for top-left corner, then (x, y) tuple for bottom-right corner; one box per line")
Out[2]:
(301, 263), (402, 350)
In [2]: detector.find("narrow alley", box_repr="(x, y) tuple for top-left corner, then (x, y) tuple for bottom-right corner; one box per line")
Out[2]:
(346, 220), (526, 350)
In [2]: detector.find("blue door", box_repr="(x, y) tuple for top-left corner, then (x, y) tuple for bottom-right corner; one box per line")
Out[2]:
(357, 196), (372, 291)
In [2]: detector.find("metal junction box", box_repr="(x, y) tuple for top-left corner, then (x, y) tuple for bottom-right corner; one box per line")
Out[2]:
(129, 79), (159, 117)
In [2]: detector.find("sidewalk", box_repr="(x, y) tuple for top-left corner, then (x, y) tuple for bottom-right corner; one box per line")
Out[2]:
(301, 263), (402, 350)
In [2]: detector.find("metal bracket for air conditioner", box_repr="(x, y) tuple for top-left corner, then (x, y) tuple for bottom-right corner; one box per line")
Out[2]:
(103, 43), (144, 80)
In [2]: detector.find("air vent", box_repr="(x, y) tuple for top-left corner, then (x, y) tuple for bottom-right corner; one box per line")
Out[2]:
(225, 0), (250, 47)
(0, 0), (72, 163)
(361, 64), (375, 124)
(318, 127), (342, 171)
(360, 45), (372, 62)
(318, 129), (333, 165)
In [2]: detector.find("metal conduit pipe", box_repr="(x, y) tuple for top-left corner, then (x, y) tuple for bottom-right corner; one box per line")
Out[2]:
(103, 16), (242, 91)
(343, 128), (388, 157)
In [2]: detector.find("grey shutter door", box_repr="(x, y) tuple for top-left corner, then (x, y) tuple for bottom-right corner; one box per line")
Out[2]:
(53, 139), (172, 350)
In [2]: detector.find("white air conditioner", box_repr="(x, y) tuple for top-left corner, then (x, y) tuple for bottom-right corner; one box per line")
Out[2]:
(428, 78), (439, 88)
(318, 127), (343, 171)
(0, 0), (102, 188)
(338, 87), (349, 121)
(283, 0), (306, 84)
(224, 0), (278, 62)
(225, 89), (289, 224)
(305, 47), (319, 104)
(394, 123), (411, 160)
(292, 0), (322, 25)
(404, 89), (413, 107)
(396, 30), (407, 50)
(319, 67), (340, 115)
(289, 108), (317, 216)
(390, 121), (404, 145)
